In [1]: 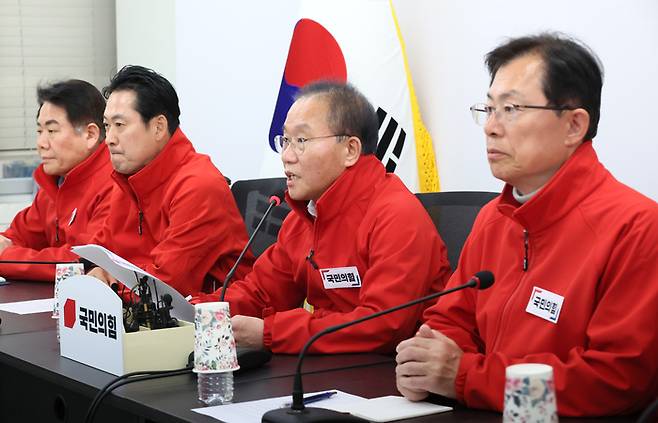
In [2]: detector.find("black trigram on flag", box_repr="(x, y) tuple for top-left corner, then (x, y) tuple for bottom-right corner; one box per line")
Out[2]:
(375, 107), (406, 173)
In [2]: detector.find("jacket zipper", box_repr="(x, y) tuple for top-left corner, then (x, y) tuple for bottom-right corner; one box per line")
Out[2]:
(55, 217), (60, 242)
(490, 228), (530, 351)
(523, 229), (529, 271)
(306, 249), (319, 270)
(306, 216), (320, 270)
(138, 210), (143, 235)
(126, 178), (143, 236)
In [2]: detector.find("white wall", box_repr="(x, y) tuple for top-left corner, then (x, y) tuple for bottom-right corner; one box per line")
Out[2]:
(116, 0), (176, 84)
(395, 0), (658, 197)
(116, 0), (658, 200)
(175, 0), (299, 179)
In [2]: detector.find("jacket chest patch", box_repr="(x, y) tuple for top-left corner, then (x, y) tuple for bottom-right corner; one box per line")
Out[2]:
(320, 266), (361, 289)
(525, 286), (564, 324)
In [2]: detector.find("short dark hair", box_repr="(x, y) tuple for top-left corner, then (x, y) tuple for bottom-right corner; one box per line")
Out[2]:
(102, 65), (180, 135)
(297, 81), (378, 155)
(485, 32), (603, 140)
(37, 79), (106, 140)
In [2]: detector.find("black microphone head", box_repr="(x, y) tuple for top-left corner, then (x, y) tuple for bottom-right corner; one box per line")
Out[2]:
(474, 271), (494, 290)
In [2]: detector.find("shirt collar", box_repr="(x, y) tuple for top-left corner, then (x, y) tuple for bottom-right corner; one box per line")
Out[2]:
(307, 200), (318, 217)
(512, 186), (541, 204)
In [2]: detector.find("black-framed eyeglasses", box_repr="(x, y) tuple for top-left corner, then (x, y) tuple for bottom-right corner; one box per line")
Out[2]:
(274, 134), (350, 154)
(469, 103), (577, 126)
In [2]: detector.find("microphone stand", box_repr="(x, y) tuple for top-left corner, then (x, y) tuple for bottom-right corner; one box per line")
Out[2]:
(219, 195), (281, 299)
(0, 260), (78, 264)
(198, 195), (282, 371)
(262, 271), (494, 423)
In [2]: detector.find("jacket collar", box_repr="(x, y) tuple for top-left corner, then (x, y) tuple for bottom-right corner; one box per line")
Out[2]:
(34, 142), (110, 200)
(112, 128), (194, 200)
(286, 154), (386, 223)
(496, 141), (608, 232)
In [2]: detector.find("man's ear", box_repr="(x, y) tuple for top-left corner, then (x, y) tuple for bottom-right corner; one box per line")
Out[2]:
(344, 136), (362, 168)
(84, 123), (101, 150)
(564, 108), (590, 148)
(152, 115), (170, 143)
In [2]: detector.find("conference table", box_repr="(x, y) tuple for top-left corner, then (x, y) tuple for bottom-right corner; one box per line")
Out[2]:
(0, 281), (638, 423)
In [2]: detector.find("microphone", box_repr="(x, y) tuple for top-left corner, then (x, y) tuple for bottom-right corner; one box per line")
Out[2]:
(261, 271), (495, 423)
(219, 195), (281, 300)
(0, 258), (96, 273)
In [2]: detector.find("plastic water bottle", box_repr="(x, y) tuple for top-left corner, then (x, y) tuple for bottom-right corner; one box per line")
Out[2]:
(198, 371), (234, 405)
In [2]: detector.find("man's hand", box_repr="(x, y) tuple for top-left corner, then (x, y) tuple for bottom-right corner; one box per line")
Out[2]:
(0, 235), (13, 254)
(87, 267), (118, 287)
(395, 324), (463, 401)
(231, 315), (264, 349)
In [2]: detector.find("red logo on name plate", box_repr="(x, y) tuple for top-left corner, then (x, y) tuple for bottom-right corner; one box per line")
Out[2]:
(63, 299), (76, 328)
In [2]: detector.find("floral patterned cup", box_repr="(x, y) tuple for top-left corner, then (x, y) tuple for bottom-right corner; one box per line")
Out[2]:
(193, 302), (239, 373)
(53, 263), (84, 318)
(503, 363), (558, 423)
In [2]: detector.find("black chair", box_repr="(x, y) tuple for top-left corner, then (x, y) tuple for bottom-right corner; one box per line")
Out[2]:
(230, 177), (291, 257)
(415, 191), (499, 270)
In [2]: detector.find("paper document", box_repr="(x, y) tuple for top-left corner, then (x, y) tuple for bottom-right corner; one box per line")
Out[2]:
(191, 390), (452, 423)
(345, 395), (452, 422)
(0, 298), (54, 315)
(71, 244), (194, 322)
(192, 390), (364, 423)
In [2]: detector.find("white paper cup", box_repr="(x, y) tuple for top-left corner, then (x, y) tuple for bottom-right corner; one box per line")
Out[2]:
(193, 302), (239, 373)
(503, 363), (558, 423)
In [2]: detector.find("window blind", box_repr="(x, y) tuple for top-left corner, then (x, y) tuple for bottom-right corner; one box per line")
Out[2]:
(0, 0), (116, 152)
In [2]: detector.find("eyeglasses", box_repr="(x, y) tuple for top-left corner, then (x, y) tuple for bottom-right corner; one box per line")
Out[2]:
(469, 103), (577, 126)
(274, 134), (350, 155)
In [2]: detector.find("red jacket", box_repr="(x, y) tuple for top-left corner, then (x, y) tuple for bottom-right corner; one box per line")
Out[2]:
(0, 143), (113, 281)
(423, 142), (658, 416)
(202, 155), (452, 354)
(90, 128), (253, 297)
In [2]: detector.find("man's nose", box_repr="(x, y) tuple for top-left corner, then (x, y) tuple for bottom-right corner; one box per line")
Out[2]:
(484, 111), (503, 137)
(280, 143), (298, 163)
(36, 131), (48, 150)
(104, 126), (117, 145)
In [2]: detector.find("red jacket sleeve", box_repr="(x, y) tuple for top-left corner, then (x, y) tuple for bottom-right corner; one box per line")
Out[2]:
(0, 245), (80, 282)
(222, 239), (307, 316)
(226, 199), (452, 354)
(0, 191), (87, 281)
(1, 192), (49, 250)
(422, 233), (485, 355)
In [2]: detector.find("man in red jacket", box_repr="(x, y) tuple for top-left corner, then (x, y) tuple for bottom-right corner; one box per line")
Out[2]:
(196, 81), (452, 354)
(87, 65), (252, 297)
(0, 80), (112, 282)
(395, 33), (658, 416)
